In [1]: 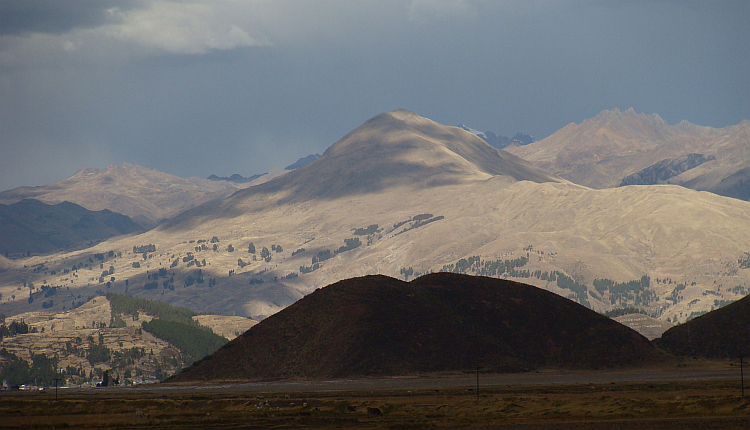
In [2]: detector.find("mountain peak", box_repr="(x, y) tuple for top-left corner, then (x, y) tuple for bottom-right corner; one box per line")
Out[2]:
(387, 108), (421, 120)
(595, 107), (622, 119)
(594, 107), (665, 125)
(238, 110), (558, 202)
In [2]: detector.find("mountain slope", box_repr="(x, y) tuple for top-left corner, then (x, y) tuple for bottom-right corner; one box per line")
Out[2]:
(0, 199), (142, 255)
(2, 111), (750, 326)
(169, 273), (663, 381)
(0, 163), (249, 227)
(505, 108), (750, 197)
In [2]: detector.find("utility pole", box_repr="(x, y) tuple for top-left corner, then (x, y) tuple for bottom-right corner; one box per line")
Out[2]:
(476, 365), (479, 401)
(741, 353), (745, 398)
(53, 377), (61, 401)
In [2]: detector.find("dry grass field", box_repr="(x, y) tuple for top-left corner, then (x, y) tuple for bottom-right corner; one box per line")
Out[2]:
(2, 370), (749, 429)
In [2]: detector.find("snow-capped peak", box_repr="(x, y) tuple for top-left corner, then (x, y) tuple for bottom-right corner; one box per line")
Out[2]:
(458, 124), (487, 140)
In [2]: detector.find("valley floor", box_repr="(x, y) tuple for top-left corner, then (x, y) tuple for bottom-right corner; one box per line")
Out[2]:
(2, 364), (749, 429)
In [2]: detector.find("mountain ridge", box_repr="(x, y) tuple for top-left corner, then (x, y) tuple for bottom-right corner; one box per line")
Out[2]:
(206, 154), (322, 184)
(506, 108), (750, 196)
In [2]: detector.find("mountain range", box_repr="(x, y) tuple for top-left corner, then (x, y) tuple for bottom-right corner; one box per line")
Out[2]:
(0, 109), (749, 329)
(0, 163), (249, 227)
(505, 108), (750, 201)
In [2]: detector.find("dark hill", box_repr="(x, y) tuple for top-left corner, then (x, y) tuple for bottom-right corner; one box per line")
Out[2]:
(168, 273), (663, 382)
(653, 293), (750, 359)
(0, 199), (142, 255)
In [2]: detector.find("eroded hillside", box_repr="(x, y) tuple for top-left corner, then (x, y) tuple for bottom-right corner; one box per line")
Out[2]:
(0, 294), (253, 387)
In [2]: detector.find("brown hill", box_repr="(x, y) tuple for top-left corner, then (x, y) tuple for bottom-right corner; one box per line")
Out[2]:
(160, 108), (560, 233)
(169, 273), (664, 382)
(0, 163), (249, 227)
(505, 108), (750, 199)
(653, 293), (750, 359)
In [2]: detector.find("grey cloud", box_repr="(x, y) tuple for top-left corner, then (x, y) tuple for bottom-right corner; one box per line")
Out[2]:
(0, 0), (746, 192)
(0, 0), (141, 36)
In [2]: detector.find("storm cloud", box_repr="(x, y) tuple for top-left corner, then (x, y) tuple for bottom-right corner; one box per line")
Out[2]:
(0, 0), (747, 191)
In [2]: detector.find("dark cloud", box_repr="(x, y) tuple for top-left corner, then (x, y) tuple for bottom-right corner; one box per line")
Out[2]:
(0, 0), (140, 36)
(0, 1), (747, 192)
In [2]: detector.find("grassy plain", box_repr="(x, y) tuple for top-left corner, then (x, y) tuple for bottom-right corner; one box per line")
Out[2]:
(2, 371), (749, 429)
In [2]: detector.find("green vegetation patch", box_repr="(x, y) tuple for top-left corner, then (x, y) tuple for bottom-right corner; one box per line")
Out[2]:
(132, 244), (156, 254)
(0, 348), (58, 387)
(594, 276), (655, 308)
(394, 214), (445, 236)
(141, 319), (226, 364)
(106, 293), (226, 366)
(0, 320), (37, 339)
(353, 224), (379, 235)
(604, 307), (647, 318)
(440, 255), (528, 277)
(555, 272), (590, 308)
(107, 292), (197, 326)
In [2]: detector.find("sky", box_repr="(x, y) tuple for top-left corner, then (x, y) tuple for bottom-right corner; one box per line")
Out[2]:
(0, 0), (748, 192)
